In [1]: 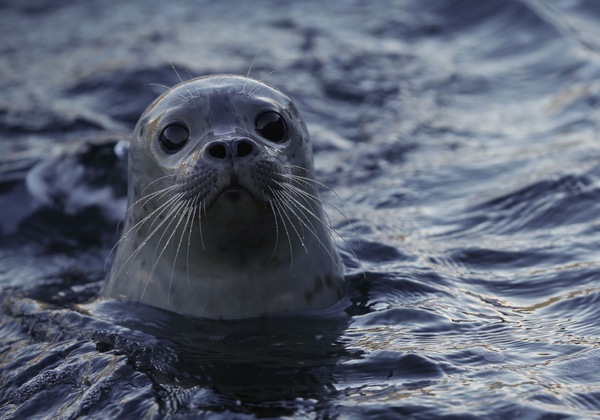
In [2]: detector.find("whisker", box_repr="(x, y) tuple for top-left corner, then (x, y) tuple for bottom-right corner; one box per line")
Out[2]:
(247, 70), (277, 96)
(267, 199), (281, 264)
(275, 180), (333, 225)
(272, 189), (343, 274)
(111, 193), (184, 286)
(281, 170), (343, 202)
(169, 63), (196, 102)
(275, 180), (362, 276)
(142, 199), (188, 300)
(259, 143), (359, 274)
(198, 197), (206, 250)
(167, 200), (196, 303)
(141, 174), (178, 195)
(241, 47), (262, 95)
(112, 179), (177, 240)
(279, 176), (352, 234)
(184, 69), (194, 81)
(123, 196), (183, 271)
(269, 187), (295, 271)
(170, 62), (185, 84)
(145, 83), (191, 105)
(271, 190), (308, 254)
(186, 195), (200, 286)
(105, 186), (180, 272)
(150, 200), (187, 262)
(275, 185), (319, 233)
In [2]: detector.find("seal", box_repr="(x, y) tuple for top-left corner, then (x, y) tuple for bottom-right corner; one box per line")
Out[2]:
(103, 74), (344, 319)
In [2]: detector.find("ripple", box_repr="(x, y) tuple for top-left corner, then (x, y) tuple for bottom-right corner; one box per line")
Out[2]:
(2, 0), (600, 417)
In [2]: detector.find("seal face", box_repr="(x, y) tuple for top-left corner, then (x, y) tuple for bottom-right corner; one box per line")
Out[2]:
(103, 75), (344, 319)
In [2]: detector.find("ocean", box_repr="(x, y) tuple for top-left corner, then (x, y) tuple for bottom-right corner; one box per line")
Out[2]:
(1, 0), (600, 418)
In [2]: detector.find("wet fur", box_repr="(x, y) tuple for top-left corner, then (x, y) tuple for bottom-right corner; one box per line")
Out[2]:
(103, 75), (344, 319)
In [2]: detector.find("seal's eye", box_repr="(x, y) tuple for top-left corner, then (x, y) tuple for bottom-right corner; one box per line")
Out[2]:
(159, 124), (189, 153)
(255, 111), (287, 143)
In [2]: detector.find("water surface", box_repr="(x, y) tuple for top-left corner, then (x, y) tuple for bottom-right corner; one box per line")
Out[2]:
(1, 0), (600, 418)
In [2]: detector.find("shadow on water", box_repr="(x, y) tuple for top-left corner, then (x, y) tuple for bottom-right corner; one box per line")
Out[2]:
(1, 294), (353, 417)
(76, 297), (351, 417)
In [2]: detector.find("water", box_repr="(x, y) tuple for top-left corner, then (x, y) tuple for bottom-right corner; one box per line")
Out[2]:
(1, 0), (600, 417)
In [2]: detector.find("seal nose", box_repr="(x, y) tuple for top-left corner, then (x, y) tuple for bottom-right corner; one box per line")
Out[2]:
(206, 139), (257, 160)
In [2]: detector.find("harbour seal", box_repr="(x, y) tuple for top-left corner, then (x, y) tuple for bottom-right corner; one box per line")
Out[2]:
(103, 74), (344, 319)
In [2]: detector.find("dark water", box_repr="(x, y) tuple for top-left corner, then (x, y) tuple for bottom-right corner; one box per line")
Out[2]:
(2, 0), (600, 418)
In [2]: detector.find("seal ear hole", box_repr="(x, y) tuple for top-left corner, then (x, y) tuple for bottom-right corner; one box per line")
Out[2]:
(255, 111), (287, 143)
(159, 124), (189, 153)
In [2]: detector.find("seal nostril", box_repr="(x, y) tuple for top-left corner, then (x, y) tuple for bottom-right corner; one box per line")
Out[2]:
(237, 140), (254, 158)
(208, 143), (227, 159)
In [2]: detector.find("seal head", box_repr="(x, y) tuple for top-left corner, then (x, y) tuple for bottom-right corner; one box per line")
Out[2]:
(104, 75), (344, 319)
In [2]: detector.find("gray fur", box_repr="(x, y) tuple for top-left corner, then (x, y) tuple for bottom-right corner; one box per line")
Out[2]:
(103, 75), (344, 319)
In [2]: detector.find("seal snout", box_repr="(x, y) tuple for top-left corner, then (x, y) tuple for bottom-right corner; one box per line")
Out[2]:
(197, 136), (271, 206)
(203, 138), (259, 162)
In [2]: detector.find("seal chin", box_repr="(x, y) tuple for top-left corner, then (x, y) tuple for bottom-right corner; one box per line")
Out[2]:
(203, 170), (266, 210)
(212, 181), (267, 210)
(207, 183), (271, 228)
(217, 185), (254, 203)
